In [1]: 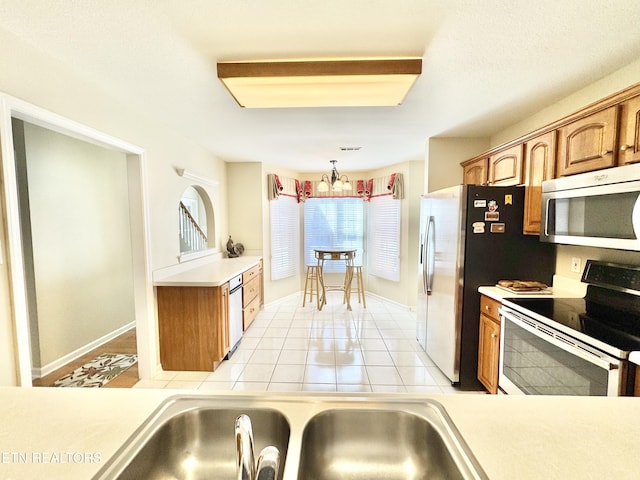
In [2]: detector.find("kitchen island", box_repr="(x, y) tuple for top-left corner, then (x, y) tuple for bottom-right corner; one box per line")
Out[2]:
(0, 387), (638, 479)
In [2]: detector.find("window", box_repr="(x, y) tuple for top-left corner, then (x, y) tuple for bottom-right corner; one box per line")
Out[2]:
(368, 195), (401, 281)
(304, 198), (364, 272)
(178, 185), (215, 256)
(270, 195), (300, 280)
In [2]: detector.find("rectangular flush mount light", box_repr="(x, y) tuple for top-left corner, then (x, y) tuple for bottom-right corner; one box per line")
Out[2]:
(217, 58), (422, 108)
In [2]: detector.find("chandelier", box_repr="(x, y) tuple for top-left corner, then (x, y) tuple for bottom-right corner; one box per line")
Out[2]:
(318, 160), (353, 192)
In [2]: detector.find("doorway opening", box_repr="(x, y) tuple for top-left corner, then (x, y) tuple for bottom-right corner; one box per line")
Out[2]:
(0, 94), (154, 386)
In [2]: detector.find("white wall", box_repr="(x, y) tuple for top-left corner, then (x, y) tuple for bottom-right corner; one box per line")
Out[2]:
(0, 26), (227, 385)
(19, 121), (135, 367)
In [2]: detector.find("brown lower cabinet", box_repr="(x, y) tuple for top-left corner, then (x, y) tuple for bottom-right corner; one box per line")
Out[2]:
(157, 284), (229, 371)
(157, 261), (263, 372)
(243, 261), (263, 330)
(477, 295), (502, 394)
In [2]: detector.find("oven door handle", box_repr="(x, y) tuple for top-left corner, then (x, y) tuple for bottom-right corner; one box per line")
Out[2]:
(632, 193), (640, 240)
(500, 308), (621, 371)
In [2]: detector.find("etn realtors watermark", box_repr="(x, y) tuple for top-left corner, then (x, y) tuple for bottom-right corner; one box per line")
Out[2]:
(1, 451), (101, 464)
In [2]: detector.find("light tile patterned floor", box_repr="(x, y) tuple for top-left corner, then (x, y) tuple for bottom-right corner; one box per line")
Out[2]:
(134, 292), (476, 394)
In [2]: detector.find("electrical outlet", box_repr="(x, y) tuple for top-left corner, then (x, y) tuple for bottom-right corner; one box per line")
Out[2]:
(571, 257), (581, 273)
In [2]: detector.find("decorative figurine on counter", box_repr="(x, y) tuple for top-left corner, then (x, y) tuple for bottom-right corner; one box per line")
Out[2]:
(226, 235), (245, 258)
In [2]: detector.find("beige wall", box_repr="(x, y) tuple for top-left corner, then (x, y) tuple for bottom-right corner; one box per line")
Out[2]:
(488, 58), (640, 276)
(426, 137), (490, 193)
(0, 27), (227, 385)
(229, 162), (425, 307)
(227, 162), (264, 257)
(19, 121), (135, 367)
(491, 58), (640, 147)
(365, 160), (424, 306)
(261, 164), (302, 304)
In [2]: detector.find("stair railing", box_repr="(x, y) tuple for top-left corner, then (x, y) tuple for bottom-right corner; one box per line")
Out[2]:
(179, 201), (207, 252)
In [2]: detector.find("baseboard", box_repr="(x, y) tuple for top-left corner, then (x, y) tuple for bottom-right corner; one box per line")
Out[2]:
(264, 291), (302, 310)
(32, 321), (136, 379)
(364, 291), (413, 311)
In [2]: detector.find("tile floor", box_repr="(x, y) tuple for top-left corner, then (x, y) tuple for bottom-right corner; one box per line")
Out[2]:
(134, 292), (473, 394)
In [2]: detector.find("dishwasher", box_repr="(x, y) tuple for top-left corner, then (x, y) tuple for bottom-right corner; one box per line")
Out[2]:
(227, 273), (243, 357)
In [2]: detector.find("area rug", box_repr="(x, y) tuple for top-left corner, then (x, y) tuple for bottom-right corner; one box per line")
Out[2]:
(53, 353), (137, 388)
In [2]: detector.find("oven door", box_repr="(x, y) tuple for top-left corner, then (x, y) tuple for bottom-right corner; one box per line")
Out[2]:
(499, 307), (625, 396)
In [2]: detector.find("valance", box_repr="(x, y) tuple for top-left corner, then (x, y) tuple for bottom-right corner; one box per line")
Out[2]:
(267, 174), (298, 200)
(268, 172), (403, 201)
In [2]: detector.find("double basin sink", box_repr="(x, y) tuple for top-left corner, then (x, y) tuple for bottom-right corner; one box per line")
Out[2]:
(93, 395), (488, 480)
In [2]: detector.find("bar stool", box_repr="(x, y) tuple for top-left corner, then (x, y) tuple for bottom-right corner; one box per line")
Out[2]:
(303, 264), (322, 308)
(344, 265), (366, 308)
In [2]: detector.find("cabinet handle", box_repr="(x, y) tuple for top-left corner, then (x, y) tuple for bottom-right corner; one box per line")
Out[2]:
(620, 144), (633, 152)
(601, 149), (613, 156)
(491, 333), (498, 339)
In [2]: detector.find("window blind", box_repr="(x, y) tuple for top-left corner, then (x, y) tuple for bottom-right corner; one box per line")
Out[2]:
(303, 198), (364, 273)
(270, 195), (300, 280)
(368, 195), (401, 281)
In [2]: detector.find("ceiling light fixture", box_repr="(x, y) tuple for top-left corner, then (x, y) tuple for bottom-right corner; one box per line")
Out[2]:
(217, 58), (422, 108)
(317, 160), (352, 193)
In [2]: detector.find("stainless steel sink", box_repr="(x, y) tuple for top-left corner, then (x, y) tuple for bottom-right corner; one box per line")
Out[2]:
(93, 395), (487, 480)
(93, 398), (290, 480)
(298, 409), (470, 480)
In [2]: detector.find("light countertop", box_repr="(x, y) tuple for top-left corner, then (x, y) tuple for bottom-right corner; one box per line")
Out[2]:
(479, 275), (587, 302)
(153, 256), (262, 287)
(0, 387), (639, 479)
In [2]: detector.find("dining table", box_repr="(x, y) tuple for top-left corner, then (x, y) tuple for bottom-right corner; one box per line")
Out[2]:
(313, 248), (357, 311)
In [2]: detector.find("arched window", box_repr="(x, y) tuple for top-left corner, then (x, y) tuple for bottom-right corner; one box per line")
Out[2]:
(179, 186), (215, 255)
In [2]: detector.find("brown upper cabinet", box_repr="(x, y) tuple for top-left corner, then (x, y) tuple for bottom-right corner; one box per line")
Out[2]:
(619, 95), (640, 165)
(556, 106), (618, 176)
(462, 157), (488, 185)
(523, 131), (556, 235)
(460, 82), (640, 232)
(488, 144), (523, 186)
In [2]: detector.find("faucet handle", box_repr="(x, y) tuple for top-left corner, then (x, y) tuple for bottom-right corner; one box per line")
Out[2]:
(235, 415), (256, 480)
(256, 446), (280, 480)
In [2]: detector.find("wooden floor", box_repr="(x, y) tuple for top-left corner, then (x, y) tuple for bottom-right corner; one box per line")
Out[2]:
(32, 328), (139, 388)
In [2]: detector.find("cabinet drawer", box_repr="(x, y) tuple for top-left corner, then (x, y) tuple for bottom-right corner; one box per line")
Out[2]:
(243, 264), (260, 284)
(480, 295), (501, 322)
(243, 276), (260, 307)
(243, 295), (260, 331)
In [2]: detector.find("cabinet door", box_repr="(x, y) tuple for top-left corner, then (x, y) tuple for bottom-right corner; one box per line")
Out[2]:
(218, 283), (230, 360)
(523, 131), (556, 235)
(619, 96), (640, 165)
(557, 106), (618, 176)
(462, 157), (488, 185)
(477, 313), (500, 394)
(488, 144), (523, 186)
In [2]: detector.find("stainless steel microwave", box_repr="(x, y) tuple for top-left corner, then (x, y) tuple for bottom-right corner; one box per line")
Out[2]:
(540, 163), (640, 250)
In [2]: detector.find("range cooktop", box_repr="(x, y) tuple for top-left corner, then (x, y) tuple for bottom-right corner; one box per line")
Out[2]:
(507, 295), (640, 354)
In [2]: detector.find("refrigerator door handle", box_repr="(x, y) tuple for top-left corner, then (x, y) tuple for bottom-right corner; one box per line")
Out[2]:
(426, 216), (435, 295)
(422, 221), (429, 294)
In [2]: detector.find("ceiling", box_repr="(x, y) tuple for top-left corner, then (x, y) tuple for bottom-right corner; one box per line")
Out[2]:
(1, 0), (640, 173)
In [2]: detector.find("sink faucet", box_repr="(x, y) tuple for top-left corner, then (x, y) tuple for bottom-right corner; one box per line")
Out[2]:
(235, 414), (256, 480)
(235, 414), (280, 480)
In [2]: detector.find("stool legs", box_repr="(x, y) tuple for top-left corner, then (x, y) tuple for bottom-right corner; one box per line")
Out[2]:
(343, 266), (366, 308)
(356, 266), (366, 308)
(303, 265), (321, 308)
